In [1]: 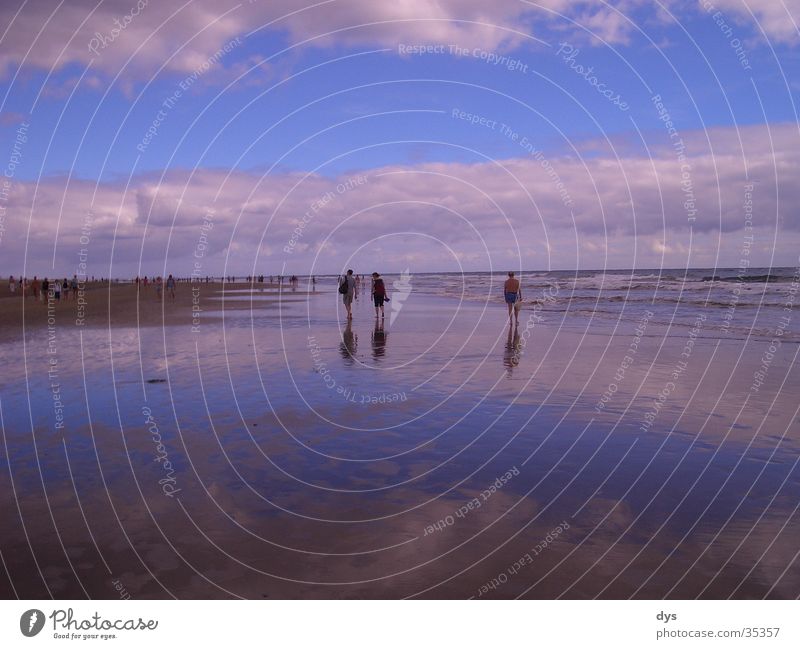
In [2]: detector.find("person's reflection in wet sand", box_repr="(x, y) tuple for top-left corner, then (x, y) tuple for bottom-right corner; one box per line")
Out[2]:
(503, 323), (521, 374)
(340, 320), (357, 363)
(371, 320), (387, 360)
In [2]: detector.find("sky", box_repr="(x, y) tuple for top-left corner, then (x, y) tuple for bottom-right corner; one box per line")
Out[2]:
(0, 0), (798, 276)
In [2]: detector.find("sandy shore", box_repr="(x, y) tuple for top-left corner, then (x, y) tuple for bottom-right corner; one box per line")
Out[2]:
(1, 287), (798, 599)
(0, 281), (316, 335)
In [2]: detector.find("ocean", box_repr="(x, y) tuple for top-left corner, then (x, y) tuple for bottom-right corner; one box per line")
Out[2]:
(314, 268), (799, 342)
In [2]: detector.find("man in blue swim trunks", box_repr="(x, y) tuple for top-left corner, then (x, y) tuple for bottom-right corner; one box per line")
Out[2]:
(504, 271), (522, 324)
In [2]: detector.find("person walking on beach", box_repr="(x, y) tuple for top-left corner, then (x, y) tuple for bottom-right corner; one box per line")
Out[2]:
(41, 277), (49, 302)
(53, 278), (61, 301)
(341, 269), (357, 319)
(9, 275), (16, 295)
(62, 278), (70, 301)
(166, 274), (176, 299)
(155, 276), (163, 301)
(504, 272), (522, 324)
(31, 276), (40, 301)
(371, 272), (388, 319)
(71, 275), (78, 299)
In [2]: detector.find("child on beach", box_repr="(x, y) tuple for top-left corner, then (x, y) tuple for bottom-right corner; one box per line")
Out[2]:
(9, 276), (16, 294)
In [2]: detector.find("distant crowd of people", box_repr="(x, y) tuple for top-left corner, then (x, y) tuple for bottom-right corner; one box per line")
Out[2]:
(8, 271), (528, 331)
(5, 274), (325, 300)
(131, 274), (317, 289)
(7, 275), (82, 302)
(134, 275), (178, 300)
(9, 272), (523, 321)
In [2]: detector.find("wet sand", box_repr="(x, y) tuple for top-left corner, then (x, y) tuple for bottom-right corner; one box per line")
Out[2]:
(1, 284), (798, 598)
(0, 281), (310, 334)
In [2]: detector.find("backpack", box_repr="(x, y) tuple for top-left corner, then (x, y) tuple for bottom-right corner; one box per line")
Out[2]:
(338, 277), (349, 294)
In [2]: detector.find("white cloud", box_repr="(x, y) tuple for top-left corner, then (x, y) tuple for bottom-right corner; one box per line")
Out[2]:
(0, 0), (724, 84)
(0, 122), (797, 274)
(572, 6), (636, 45)
(709, 0), (800, 44)
(0, 0), (250, 80)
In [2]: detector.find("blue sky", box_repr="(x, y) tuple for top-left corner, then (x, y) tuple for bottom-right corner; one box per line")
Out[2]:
(1, 0), (798, 275)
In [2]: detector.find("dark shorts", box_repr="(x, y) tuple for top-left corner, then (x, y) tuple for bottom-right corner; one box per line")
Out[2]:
(373, 295), (385, 307)
(505, 292), (518, 304)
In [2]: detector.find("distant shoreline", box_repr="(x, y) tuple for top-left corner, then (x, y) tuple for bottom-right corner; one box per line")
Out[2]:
(0, 266), (795, 280)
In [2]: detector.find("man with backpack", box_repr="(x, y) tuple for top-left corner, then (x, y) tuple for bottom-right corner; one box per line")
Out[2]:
(340, 269), (357, 319)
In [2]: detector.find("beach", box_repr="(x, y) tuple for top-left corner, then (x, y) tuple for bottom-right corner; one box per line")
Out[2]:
(4, 1), (800, 640)
(0, 271), (799, 598)
(0, 280), (300, 334)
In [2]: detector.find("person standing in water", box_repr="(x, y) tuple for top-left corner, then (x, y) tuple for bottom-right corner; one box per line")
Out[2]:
(342, 269), (357, 319)
(504, 271), (522, 324)
(371, 272), (387, 319)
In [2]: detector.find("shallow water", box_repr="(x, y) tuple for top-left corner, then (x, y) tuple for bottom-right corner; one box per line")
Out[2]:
(1, 283), (799, 598)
